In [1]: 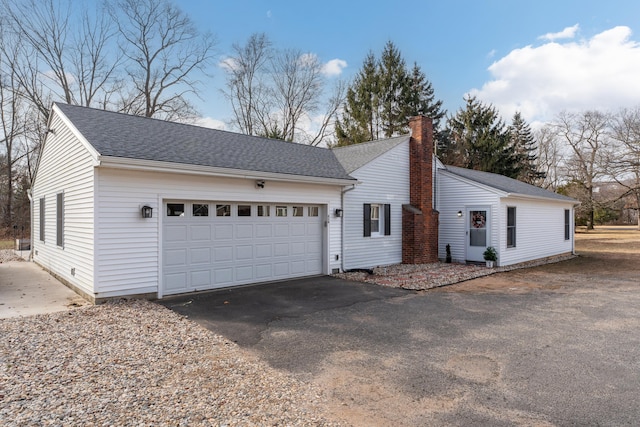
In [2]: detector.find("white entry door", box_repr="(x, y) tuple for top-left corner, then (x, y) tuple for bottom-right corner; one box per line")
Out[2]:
(162, 201), (324, 296)
(466, 207), (489, 262)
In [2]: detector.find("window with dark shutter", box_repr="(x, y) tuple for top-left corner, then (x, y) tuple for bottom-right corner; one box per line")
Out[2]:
(56, 193), (64, 247)
(507, 207), (516, 247)
(564, 209), (571, 240)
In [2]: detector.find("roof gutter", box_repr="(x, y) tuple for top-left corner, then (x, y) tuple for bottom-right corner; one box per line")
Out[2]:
(96, 155), (357, 186)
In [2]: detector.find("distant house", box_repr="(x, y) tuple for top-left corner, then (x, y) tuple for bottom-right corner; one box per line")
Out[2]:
(31, 103), (577, 301)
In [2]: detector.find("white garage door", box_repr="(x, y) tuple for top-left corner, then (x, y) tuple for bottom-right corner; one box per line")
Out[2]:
(162, 201), (324, 295)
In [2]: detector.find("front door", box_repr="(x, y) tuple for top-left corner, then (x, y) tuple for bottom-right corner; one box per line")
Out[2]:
(466, 208), (489, 262)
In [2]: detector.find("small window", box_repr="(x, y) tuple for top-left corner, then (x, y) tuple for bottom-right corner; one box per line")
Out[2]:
(370, 205), (380, 233)
(292, 206), (303, 217)
(238, 205), (251, 217)
(507, 207), (516, 248)
(257, 205), (270, 217)
(276, 206), (287, 217)
(39, 197), (45, 242)
(308, 206), (319, 217)
(364, 203), (391, 237)
(56, 193), (64, 247)
(193, 204), (209, 217)
(216, 204), (231, 216)
(564, 209), (571, 240)
(167, 203), (185, 216)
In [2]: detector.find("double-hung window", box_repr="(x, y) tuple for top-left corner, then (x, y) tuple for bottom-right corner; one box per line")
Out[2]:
(364, 203), (391, 237)
(507, 207), (516, 248)
(564, 209), (571, 240)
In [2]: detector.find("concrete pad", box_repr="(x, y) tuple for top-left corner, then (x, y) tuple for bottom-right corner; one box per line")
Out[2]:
(0, 261), (89, 319)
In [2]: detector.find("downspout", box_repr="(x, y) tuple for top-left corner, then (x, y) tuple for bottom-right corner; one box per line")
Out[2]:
(340, 184), (356, 272)
(27, 189), (33, 261)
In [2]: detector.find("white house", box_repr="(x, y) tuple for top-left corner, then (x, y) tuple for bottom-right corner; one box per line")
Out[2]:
(437, 165), (578, 266)
(31, 104), (577, 301)
(31, 103), (355, 302)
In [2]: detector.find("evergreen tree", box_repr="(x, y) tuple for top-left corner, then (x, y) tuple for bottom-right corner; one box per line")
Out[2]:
(334, 41), (446, 146)
(378, 41), (409, 138)
(335, 52), (378, 145)
(509, 112), (546, 184)
(444, 96), (521, 178)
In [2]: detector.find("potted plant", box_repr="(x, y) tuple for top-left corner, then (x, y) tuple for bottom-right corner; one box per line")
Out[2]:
(483, 246), (497, 268)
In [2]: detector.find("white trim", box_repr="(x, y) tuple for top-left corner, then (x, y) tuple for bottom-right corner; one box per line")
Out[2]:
(97, 155), (357, 186)
(52, 104), (101, 162)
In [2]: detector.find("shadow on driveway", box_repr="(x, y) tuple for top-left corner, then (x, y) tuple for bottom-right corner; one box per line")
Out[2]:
(160, 275), (408, 346)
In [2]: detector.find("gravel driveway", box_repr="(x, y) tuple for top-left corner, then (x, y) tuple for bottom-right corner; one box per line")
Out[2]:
(0, 300), (343, 426)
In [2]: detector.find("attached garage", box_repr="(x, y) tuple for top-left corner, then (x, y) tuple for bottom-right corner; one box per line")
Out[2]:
(162, 201), (324, 295)
(31, 103), (354, 302)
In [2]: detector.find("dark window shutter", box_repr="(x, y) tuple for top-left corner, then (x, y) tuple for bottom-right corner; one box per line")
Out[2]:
(39, 197), (45, 242)
(384, 204), (391, 236)
(56, 193), (64, 247)
(363, 204), (371, 237)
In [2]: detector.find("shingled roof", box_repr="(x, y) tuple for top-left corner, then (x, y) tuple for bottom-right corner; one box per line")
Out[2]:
(54, 103), (354, 182)
(443, 165), (577, 203)
(332, 135), (409, 173)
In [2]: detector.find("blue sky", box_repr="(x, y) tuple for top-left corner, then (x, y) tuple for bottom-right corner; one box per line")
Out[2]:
(179, 0), (640, 130)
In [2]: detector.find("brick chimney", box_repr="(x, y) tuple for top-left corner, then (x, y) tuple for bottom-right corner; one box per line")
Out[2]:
(402, 116), (439, 264)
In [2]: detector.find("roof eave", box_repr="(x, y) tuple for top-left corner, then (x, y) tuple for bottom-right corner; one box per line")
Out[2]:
(96, 155), (357, 186)
(501, 193), (581, 205)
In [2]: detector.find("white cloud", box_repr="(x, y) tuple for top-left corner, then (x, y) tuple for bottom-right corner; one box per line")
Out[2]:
(470, 26), (640, 124)
(196, 116), (226, 130)
(539, 24), (580, 41)
(322, 59), (347, 77)
(266, 10), (272, 19)
(218, 57), (238, 72)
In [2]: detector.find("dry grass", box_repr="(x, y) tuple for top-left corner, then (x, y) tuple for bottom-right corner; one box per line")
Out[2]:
(575, 225), (640, 255)
(0, 239), (14, 250)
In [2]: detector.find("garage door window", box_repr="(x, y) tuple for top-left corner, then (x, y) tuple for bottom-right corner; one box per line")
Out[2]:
(276, 206), (287, 217)
(216, 204), (231, 216)
(238, 205), (251, 216)
(257, 205), (270, 216)
(293, 206), (304, 217)
(308, 206), (319, 217)
(193, 204), (209, 217)
(167, 203), (185, 216)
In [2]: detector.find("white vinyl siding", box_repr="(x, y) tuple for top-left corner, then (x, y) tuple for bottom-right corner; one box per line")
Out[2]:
(438, 167), (575, 266)
(343, 141), (409, 270)
(437, 170), (498, 264)
(95, 168), (343, 298)
(498, 198), (574, 266)
(31, 111), (95, 295)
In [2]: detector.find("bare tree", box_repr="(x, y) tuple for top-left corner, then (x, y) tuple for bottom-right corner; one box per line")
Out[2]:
(553, 110), (612, 229)
(535, 125), (564, 190)
(222, 33), (272, 136)
(109, 0), (215, 120)
(222, 33), (345, 145)
(2, 0), (120, 112)
(610, 107), (640, 230)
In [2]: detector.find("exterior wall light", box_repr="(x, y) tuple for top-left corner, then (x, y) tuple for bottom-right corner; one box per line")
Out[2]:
(256, 180), (265, 189)
(334, 208), (343, 217)
(141, 205), (153, 218)
(457, 210), (463, 218)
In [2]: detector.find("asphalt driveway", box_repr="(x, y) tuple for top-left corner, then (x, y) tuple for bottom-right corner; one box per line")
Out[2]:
(162, 272), (640, 426)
